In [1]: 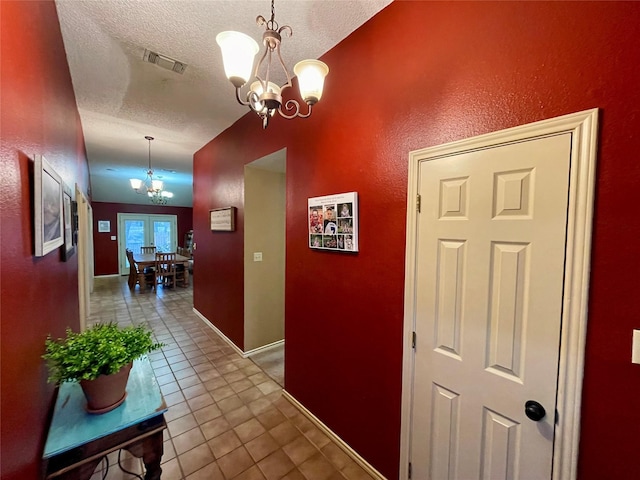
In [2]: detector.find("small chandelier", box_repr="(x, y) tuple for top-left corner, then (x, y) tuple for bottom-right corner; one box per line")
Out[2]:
(129, 136), (174, 205)
(216, 0), (329, 129)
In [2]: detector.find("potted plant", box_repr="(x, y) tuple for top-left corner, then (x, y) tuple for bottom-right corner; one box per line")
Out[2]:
(43, 322), (164, 414)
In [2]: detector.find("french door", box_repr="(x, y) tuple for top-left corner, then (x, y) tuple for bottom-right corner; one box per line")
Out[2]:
(117, 213), (177, 275)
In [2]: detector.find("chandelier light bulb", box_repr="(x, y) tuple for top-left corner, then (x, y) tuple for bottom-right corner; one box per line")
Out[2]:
(216, 31), (259, 88)
(216, 0), (328, 128)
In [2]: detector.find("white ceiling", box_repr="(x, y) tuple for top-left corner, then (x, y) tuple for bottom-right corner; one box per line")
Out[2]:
(55, 0), (392, 207)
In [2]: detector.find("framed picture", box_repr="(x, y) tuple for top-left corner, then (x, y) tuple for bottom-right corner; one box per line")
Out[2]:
(308, 192), (359, 252)
(210, 207), (236, 231)
(98, 220), (111, 233)
(61, 184), (76, 261)
(34, 155), (64, 257)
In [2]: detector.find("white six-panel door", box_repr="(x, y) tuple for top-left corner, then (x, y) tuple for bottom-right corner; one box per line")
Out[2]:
(401, 109), (598, 480)
(411, 133), (572, 479)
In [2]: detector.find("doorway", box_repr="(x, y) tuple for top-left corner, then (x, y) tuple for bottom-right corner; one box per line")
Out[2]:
(117, 213), (177, 275)
(244, 149), (286, 384)
(400, 109), (598, 479)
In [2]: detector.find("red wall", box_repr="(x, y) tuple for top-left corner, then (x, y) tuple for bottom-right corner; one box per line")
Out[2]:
(0, 1), (90, 478)
(92, 202), (193, 276)
(194, 2), (640, 478)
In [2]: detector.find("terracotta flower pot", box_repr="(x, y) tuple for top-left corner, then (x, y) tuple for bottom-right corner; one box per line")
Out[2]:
(79, 362), (133, 414)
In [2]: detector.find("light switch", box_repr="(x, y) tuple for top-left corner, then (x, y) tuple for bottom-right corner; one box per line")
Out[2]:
(253, 252), (263, 262)
(632, 330), (640, 364)
(110, 236), (116, 241)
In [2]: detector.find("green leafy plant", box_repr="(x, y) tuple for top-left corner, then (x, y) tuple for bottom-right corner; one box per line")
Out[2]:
(43, 323), (164, 385)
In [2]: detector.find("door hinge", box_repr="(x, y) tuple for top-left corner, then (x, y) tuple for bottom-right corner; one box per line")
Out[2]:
(412, 331), (417, 349)
(408, 461), (412, 479)
(416, 194), (421, 213)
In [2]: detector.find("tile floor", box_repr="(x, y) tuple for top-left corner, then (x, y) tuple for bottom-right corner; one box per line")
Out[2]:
(86, 276), (375, 480)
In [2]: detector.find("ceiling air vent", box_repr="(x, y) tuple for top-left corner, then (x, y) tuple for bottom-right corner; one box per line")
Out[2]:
(143, 49), (187, 74)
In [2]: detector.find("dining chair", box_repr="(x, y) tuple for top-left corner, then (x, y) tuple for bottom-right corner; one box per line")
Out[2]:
(154, 252), (176, 291)
(126, 249), (153, 291)
(140, 246), (156, 254)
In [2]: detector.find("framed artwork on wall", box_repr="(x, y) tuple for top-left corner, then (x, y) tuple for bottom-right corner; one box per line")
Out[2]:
(98, 220), (111, 233)
(210, 207), (236, 231)
(61, 184), (76, 261)
(34, 155), (64, 257)
(308, 192), (358, 252)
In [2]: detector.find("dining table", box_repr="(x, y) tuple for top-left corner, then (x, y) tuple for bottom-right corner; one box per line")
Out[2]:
(132, 252), (191, 287)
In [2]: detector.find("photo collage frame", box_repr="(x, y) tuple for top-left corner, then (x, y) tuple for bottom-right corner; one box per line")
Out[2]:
(308, 192), (358, 252)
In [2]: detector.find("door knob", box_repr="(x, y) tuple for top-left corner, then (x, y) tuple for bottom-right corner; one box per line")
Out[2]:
(524, 400), (546, 421)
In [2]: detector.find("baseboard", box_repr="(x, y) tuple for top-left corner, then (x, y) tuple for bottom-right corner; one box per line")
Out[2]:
(192, 308), (245, 357)
(245, 339), (284, 358)
(94, 274), (121, 278)
(282, 390), (386, 480)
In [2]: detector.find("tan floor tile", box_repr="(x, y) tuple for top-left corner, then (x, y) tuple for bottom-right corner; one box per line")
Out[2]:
(245, 432), (280, 462)
(186, 461), (225, 480)
(165, 401), (192, 422)
(280, 469), (307, 480)
(340, 462), (373, 480)
(257, 449), (296, 480)
(173, 427), (206, 455)
(298, 454), (338, 480)
(232, 465), (267, 480)
(182, 383), (208, 399)
(270, 421), (302, 447)
(208, 428), (242, 458)
(218, 395), (244, 413)
(178, 443), (215, 477)
(225, 405), (255, 427)
(164, 390), (186, 407)
(238, 386), (264, 404)
(175, 367), (198, 380)
(161, 381), (181, 396)
(187, 392), (215, 411)
(204, 377), (229, 391)
(155, 372), (176, 386)
(282, 436), (318, 466)
(235, 418), (267, 443)
(224, 370), (248, 384)
(248, 397), (272, 416)
(217, 446), (255, 479)
(201, 416), (232, 440)
(320, 443), (352, 471)
(274, 397), (299, 418)
(248, 372), (270, 386)
(168, 413), (198, 437)
(303, 426), (331, 449)
(171, 359), (192, 372)
(230, 378), (255, 393)
(193, 403), (223, 424)
(177, 373), (201, 387)
(256, 408), (287, 430)
(257, 380), (281, 396)
(211, 385), (236, 402)
(198, 368), (223, 382)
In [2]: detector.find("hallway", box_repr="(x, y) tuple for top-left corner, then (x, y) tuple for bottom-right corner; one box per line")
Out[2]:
(87, 277), (374, 480)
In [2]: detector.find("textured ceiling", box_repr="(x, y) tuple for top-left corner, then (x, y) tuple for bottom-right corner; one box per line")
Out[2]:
(55, 0), (392, 207)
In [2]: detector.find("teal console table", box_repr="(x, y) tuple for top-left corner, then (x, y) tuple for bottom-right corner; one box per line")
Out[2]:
(42, 357), (167, 480)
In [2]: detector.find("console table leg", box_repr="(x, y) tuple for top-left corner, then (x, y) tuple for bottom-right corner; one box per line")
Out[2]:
(124, 429), (164, 480)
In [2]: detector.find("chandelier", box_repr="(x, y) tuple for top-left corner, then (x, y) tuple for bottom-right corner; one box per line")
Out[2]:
(216, 0), (329, 129)
(129, 136), (174, 205)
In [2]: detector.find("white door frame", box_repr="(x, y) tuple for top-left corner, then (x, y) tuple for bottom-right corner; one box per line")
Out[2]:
(400, 109), (599, 479)
(75, 186), (93, 331)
